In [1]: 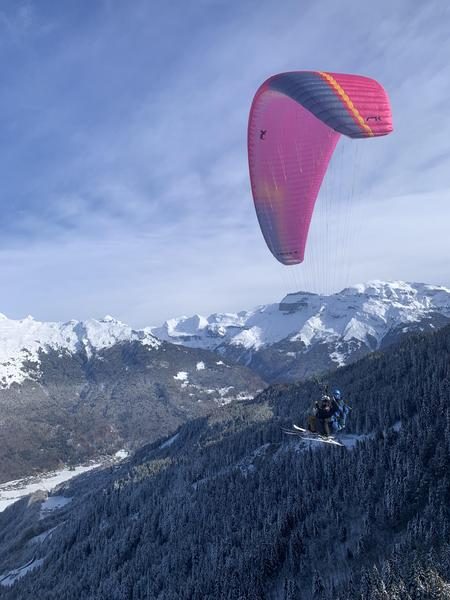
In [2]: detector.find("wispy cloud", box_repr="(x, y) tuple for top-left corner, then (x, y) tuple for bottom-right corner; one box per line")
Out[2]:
(0, 0), (448, 325)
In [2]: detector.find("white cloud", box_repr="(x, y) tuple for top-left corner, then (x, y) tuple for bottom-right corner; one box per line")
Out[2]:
(0, 0), (449, 325)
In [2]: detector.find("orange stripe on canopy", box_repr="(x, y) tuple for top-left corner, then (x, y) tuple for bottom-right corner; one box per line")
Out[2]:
(318, 71), (374, 137)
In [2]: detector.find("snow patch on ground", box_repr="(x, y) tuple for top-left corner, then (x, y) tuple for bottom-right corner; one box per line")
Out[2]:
(40, 496), (72, 518)
(214, 387), (237, 405)
(0, 559), (44, 586)
(0, 463), (102, 512)
(173, 371), (188, 381)
(114, 449), (129, 460)
(330, 349), (346, 367)
(235, 392), (254, 401)
(28, 527), (58, 546)
(196, 361), (205, 370)
(159, 433), (180, 449)
(218, 386), (233, 396)
(173, 371), (189, 388)
(339, 433), (372, 448)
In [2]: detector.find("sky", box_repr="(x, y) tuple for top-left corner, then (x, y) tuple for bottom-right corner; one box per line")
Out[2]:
(0, 0), (449, 326)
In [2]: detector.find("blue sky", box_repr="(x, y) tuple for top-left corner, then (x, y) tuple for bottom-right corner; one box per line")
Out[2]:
(0, 0), (449, 325)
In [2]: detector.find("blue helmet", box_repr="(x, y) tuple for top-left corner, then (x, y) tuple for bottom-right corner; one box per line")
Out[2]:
(333, 389), (342, 400)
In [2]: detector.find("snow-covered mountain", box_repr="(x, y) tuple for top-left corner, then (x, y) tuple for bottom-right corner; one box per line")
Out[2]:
(1, 280), (449, 480)
(0, 314), (159, 388)
(0, 315), (263, 482)
(2, 280), (449, 391)
(152, 281), (450, 381)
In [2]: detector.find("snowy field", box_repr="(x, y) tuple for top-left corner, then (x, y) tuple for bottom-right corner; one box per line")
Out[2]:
(0, 449), (128, 513)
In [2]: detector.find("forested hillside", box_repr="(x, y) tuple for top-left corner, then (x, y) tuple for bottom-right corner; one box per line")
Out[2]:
(0, 340), (263, 482)
(1, 325), (450, 599)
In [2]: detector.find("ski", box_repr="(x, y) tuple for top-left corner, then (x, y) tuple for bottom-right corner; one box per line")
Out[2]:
(294, 424), (344, 446)
(282, 425), (344, 447)
(292, 425), (309, 433)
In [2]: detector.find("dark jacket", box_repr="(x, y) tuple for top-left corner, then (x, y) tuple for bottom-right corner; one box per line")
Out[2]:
(315, 402), (337, 420)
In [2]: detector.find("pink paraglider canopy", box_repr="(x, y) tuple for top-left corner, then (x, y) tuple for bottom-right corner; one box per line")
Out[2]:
(248, 71), (393, 265)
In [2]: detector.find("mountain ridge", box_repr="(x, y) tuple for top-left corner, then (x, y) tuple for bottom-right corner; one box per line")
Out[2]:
(1, 280), (449, 388)
(152, 280), (450, 381)
(0, 314), (159, 389)
(0, 279), (449, 481)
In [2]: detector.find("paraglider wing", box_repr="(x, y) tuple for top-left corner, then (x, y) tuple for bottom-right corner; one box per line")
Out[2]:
(248, 71), (393, 265)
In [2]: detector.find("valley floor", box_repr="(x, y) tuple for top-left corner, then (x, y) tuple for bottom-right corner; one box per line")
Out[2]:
(0, 449), (128, 512)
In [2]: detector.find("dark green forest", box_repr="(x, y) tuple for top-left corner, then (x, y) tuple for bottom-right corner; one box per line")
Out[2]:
(1, 325), (450, 599)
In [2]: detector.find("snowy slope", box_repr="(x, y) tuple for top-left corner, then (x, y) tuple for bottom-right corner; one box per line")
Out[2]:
(1, 281), (449, 390)
(0, 463), (101, 513)
(0, 450), (129, 513)
(152, 281), (450, 379)
(0, 315), (159, 388)
(153, 281), (450, 351)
